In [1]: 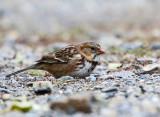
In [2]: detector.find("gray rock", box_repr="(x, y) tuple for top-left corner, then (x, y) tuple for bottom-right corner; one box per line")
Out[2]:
(136, 58), (157, 63)
(0, 74), (7, 79)
(11, 79), (17, 84)
(4, 85), (12, 90)
(154, 86), (160, 94)
(139, 74), (151, 79)
(64, 89), (73, 95)
(101, 87), (118, 93)
(58, 76), (74, 81)
(135, 63), (160, 74)
(0, 88), (10, 93)
(114, 71), (135, 79)
(60, 86), (67, 91)
(90, 73), (102, 77)
(139, 85), (146, 93)
(146, 81), (152, 85)
(126, 79), (136, 86)
(26, 82), (33, 87)
(77, 87), (83, 92)
(33, 81), (52, 95)
(149, 43), (160, 50)
(126, 87), (134, 94)
(85, 76), (97, 81)
(94, 85), (102, 90)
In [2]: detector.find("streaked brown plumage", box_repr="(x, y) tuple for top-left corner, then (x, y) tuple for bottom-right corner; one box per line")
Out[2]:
(6, 42), (105, 78)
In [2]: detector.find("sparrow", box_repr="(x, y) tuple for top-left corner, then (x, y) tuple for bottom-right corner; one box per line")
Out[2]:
(6, 42), (105, 78)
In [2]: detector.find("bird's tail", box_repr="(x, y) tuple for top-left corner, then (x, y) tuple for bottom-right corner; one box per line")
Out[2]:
(6, 65), (36, 78)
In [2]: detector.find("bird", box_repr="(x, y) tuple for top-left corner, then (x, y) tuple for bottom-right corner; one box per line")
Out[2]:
(6, 42), (105, 78)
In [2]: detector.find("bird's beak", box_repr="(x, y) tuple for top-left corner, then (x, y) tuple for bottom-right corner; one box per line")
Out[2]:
(98, 49), (105, 55)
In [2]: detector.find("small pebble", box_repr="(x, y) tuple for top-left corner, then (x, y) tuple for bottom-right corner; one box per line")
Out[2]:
(0, 88), (10, 93)
(26, 82), (33, 87)
(60, 86), (67, 91)
(114, 71), (135, 79)
(136, 58), (157, 63)
(33, 81), (52, 95)
(149, 43), (160, 50)
(139, 74), (150, 79)
(64, 89), (73, 95)
(90, 73), (102, 77)
(0, 74), (7, 79)
(126, 79), (136, 86)
(85, 76), (97, 81)
(58, 76), (74, 80)
(101, 87), (119, 93)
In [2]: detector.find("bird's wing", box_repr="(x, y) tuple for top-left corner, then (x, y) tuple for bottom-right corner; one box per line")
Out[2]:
(36, 53), (67, 63)
(36, 45), (78, 64)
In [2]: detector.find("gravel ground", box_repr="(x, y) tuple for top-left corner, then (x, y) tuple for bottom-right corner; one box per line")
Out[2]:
(0, 41), (160, 117)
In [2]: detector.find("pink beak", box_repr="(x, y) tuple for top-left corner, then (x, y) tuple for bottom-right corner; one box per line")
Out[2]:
(98, 49), (105, 55)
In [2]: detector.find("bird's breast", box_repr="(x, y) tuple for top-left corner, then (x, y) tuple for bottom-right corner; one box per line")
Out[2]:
(69, 59), (97, 77)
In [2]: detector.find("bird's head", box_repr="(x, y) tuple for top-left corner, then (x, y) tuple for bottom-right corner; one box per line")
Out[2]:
(77, 42), (105, 61)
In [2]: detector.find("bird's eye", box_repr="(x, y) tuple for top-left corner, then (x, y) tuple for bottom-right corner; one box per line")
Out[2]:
(91, 47), (96, 52)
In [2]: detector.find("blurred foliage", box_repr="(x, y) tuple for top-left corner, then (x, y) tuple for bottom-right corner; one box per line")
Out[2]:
(27, 70), (46, 75)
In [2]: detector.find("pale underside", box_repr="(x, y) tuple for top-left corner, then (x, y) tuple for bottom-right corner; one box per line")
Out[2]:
(69, 60), (93, 77)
